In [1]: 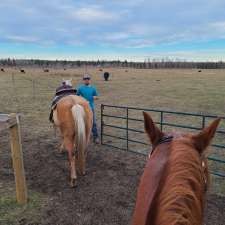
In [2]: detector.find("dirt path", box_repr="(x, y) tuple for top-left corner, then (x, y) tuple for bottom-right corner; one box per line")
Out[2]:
(1, 132), (225, 225)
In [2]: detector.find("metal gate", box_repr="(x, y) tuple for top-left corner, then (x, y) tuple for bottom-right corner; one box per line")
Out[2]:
(100, 104), (225, 178)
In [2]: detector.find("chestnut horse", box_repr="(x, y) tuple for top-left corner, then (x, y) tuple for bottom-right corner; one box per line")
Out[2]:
(53, 95), (93, 187)
(132, 112), (220, 225)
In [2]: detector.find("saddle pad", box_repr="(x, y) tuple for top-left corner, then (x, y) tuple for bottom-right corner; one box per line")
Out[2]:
(51, 91), (76, 110)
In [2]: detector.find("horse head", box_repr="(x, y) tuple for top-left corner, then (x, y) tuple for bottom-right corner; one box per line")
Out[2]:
(143, 112), (220, 179)
(132, 112), (220, 225)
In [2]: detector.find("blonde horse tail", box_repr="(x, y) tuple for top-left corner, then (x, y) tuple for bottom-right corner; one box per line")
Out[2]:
(71, 104), (86, 149)
(71, 104), (86, 174)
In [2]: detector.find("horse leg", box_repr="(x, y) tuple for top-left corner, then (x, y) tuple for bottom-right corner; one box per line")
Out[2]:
(64, 138), (77, 187)
(68, 150), (77, 187)
(77, 146), (86, 176)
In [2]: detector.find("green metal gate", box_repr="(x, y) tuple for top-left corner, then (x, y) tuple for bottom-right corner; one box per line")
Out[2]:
(101, 104), (225, 178)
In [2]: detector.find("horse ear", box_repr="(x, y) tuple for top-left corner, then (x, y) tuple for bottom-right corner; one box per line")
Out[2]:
(192, 118), (221, 153)
(143, 112), (164, 146)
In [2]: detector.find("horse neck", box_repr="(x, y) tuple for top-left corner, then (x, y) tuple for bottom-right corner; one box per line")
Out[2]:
(152, 142), (207, 225)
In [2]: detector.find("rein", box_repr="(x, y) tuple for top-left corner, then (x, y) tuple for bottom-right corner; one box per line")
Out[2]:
(151, 135), (174, 155)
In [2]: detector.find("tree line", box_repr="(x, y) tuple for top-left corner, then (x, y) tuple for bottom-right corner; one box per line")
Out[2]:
(1, 58), (225, 69)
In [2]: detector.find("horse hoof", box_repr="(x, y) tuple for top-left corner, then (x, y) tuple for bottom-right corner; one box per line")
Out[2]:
(70, 179), (77, 188)
(82, 172), (86, 176)
(59, 150), (67, 155)
(78, 170), (86, 176)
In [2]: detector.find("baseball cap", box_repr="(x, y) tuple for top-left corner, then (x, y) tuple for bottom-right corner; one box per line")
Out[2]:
(83, 74), (91, 80)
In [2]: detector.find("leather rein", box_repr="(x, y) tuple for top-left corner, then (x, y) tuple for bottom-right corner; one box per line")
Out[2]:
(150, 135), (174, 155)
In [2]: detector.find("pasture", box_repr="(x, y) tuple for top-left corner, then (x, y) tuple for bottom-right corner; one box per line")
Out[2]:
(0, 68), (225, 225)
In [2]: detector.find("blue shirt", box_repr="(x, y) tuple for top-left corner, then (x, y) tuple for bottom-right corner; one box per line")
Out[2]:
(76, 85), (98, 109)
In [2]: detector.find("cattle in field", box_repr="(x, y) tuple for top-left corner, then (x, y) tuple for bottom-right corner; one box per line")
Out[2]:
(20, 69), (25, 73)
(198, 70), (202, 72)
(44, 69), (49, 72)
(103, 72), (110, 81)
(1, 68), (4, 72)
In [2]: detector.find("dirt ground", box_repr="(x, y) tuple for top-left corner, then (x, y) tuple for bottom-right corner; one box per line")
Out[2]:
(1, 129), (225, 225)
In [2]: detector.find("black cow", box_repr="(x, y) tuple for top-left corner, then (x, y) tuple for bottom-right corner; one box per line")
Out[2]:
(1, 68), (4, 72)
(20, 69), (25, 73)
(103, 72), (110, 81)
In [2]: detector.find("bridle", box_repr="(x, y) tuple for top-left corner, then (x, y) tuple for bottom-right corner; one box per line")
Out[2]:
(150, 135), (174, 155)
(150, 134), (208, 192)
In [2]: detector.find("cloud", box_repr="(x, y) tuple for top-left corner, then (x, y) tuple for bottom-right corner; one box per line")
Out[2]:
(101, 32), (130, 41)
(6, 35), (39, 43)
(210, 21), (225, 34)
(0, 0), (225, 60)
(70, 5), (119, 23)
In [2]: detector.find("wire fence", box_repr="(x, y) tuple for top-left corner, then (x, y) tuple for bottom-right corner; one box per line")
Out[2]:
(0, 72), (69, 135)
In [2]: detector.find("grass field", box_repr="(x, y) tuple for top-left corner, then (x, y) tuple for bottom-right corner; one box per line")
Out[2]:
(1, 67), (225, 130)
(0, 67), (225, 224)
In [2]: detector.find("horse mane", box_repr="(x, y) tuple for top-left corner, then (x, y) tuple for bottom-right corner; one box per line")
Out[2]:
(151, 138), (207, 225)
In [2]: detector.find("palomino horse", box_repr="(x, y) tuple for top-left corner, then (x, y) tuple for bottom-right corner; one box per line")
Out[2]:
(53, 95), (93, 187)
(132, 112), (220, 225)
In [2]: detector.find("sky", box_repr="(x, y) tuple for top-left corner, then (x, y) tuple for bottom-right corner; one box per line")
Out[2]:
(0, 0), (225, 61)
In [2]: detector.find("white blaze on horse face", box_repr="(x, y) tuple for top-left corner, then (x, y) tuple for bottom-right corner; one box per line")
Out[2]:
(64, 79), (72, 86)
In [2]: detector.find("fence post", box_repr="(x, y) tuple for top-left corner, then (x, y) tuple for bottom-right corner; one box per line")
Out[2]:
(126, 108), (129, 150)
(9, 113), (27, 204)
(100, 104), (104, 145)
(12, 73), (15, 88)
(32, 79), (35, 100)
(160, 111), (163, 131)
(202, 116), (206, 129)
(11, 73), (15, 100)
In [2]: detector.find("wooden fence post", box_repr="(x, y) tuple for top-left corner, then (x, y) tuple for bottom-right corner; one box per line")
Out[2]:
(9, 113), (27, 204)
(12, 73), (15, 88)
(32, 79), (35, 100)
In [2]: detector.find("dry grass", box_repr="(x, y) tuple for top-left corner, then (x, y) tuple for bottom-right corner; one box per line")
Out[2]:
(0, 181), (45, 225)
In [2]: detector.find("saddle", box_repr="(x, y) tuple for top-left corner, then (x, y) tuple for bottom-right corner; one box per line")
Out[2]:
(49, 86), (77, 122)
(51, 85), (77, 109)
